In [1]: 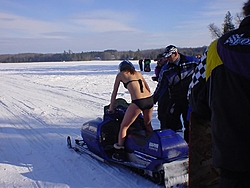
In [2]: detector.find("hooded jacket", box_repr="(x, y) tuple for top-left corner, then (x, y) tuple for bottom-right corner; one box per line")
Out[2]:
(206, 15), (250, 172)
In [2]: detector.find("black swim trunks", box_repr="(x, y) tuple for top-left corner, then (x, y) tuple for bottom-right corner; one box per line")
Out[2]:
(132, 96), (154, 111)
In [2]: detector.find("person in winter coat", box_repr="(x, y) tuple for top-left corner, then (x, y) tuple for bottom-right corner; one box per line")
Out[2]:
(193, 1), (250, 187)
(153, 45), (199, 143)
(109, 60), (154, 161)
(143, 58), (151, 72)
(138, 59), (143, 71)
(188, 48), (220, 187)
(151, 53), (172, 129)
(152, 53), (168, 82)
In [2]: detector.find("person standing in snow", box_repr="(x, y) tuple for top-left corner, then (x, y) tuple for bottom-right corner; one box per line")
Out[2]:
(109, 60), (154, 161)
(193, 1), (250, 187)
(143, 58), (151, 72)
(188, 48), (220, 187)
(151, 53), (168, 82)
(151, 53), (172, 130)
(153, 45), (199, 143)
(138, 58), (143, 71)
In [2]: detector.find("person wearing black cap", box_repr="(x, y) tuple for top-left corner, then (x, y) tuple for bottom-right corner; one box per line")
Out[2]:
(192, 1), (250, 187)
(153, 45), (199, 143)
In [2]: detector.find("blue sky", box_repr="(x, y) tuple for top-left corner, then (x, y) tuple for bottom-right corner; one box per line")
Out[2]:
(0, 0), (246, 54)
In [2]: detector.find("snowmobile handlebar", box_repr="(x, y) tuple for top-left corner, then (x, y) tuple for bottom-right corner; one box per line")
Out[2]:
(106, 106), (126, 114)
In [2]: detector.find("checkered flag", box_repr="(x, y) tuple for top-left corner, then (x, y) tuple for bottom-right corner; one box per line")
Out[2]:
(187, 52), (207, 98)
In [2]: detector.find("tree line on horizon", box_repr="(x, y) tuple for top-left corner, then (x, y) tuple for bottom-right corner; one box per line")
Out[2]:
(0, 47), (207, 63)
(0, 11), (241, 63)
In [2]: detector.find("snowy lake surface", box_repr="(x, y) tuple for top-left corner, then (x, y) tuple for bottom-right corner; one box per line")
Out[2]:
(1, 60), (177, 188)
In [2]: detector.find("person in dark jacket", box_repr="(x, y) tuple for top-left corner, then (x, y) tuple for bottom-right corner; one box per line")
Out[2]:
(152, 53), (168, 82)
(151, 53), (169, 128)
(144, 58), (151, 72)
(192, 1), (250, 187)
(138, 59), (143, 71)
(188, 48), (220, 187)
(153, 45), (199, 143)
(188, 48), (211, 120)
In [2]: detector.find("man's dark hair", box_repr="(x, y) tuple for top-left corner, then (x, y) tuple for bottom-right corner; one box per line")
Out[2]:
(243, 0), (250, 16)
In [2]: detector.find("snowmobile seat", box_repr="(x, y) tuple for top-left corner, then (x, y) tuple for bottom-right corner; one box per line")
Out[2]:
(130, 131), (154, 146)
(100, 120), (120, 147)
(100, 118), (145, 147)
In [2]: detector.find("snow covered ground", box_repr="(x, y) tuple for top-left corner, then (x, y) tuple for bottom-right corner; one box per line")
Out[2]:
(0, 60), (176, 188)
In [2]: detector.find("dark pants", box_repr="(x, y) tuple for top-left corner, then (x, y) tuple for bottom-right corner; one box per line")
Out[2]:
(220, 169), (250, 188)
(138, 60), (143, 71)
(157, 94), (182, 130)
(166, 99), (189, 143)
(157, 96), (170, 129)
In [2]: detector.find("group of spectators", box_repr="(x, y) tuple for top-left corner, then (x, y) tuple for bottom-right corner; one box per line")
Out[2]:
(138, 58), (151, 72)
(153, 1), (250, 187)
(109, 1), (250, 187)
(188, 1), (250, 187)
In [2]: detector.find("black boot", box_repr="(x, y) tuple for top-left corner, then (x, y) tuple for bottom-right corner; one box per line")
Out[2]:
(112, 143), (125, 162)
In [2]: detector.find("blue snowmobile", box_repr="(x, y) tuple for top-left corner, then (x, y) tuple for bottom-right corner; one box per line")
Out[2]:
(67, 98), (188, 186)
